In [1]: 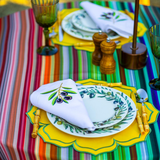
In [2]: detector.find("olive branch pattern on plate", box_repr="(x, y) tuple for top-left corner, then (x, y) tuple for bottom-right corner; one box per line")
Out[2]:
(47, 95), (135, 135)
(41, 83), (77, 105)
(78, 85), (128, 128)
(100, 12), (127, 23)
(47, 86), (136, 137)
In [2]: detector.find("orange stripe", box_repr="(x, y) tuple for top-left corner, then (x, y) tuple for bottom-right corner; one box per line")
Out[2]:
(54, 44), (60, 82)
(44, 56), (51, 84)
(39, 138), (47, 160)
(50, 145), (57, 159)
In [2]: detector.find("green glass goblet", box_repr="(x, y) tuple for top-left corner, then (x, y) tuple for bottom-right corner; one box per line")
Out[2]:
(31, 0), (59, 55)
(149, 24), (160, 90)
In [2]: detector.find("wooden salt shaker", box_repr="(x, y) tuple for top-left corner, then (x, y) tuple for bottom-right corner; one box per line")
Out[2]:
(92, 31), (108, 66)
(100, 38), (116, 74)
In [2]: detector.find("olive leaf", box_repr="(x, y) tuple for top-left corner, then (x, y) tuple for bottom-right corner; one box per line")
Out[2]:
(48, 92), (57, 100)
(52, 96), (58, 105)
(62, 98), (68, 103)
(115, 15), (120, 19)
(41, 88), (57, 94)
(117, 19), (127, 22)
(62, 87), (72, 89)
(54, 117), (59, 124)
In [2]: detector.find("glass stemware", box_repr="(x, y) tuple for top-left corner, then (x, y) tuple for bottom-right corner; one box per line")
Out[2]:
(31, 0), (59, 55)
(149, 24), (160, 90)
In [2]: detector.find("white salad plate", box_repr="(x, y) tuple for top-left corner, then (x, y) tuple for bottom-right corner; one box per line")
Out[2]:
(61, 10), (120, 41)
(71, 10), (101, 33)
(47, 85), (137, 138)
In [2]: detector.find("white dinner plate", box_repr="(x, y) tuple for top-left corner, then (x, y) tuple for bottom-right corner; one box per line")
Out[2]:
(62, 11), (120, 41)
(47, 85), (137, 138)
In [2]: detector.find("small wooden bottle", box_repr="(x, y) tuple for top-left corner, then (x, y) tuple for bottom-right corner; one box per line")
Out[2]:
(100, 38), (116, 74)
(92, 31), (108, 66)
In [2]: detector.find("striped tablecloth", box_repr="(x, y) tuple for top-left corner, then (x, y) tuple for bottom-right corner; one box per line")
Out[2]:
(0, 1), (160, 160)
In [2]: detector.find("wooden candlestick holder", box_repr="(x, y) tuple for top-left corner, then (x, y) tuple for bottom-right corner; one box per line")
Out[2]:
(119, 0), (148, 70)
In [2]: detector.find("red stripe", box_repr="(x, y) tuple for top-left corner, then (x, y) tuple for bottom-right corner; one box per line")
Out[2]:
(73, 149), (80, 160)
(67, 2), (72, 9)
(72, 47), (78, 81)
(28, 26), (43, 160)
(17, 9), (35, 160)
(28, 15), (43, 160)
(130, 145), (137, 160)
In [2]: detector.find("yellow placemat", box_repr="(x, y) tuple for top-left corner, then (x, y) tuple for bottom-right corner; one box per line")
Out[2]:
(51, 9), (147, 52)
(26, 79), (159, 155)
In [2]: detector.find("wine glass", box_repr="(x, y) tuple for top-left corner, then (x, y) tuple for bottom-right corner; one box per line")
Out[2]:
(149, 24), (160, 90)
(31, 0), (59, 55)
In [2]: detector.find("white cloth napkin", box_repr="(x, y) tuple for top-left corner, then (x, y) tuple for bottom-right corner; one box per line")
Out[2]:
(80, 1), (134, 38)
(30, 79), (95, 131)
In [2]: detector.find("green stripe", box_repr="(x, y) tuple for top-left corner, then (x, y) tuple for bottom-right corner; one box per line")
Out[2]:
(69, 47), (73, 79)
(50, 55), (55, 82)
(80, 153), (85, 160)
(146, 135), (154, 159)
(135, 143), (142, 159)
(71, 2), (75, 8)
(99, 1), (106, 7)
(124, 69), (130, 86)
(108, 1), (114, 8)
(134, 70), (141, 89)
(68, 146), (73, 160)
(114, 50), (121, 82)
(46, 144), (50, 158)
(124, 147), (131, 160)
(91, 154), (96, 160)
(102, 152), (108, 159)
(63, 3), (67, 9)
(114, 147), (120, 160)
(59, 45), (63, 80)
(57, 146), (61, 160)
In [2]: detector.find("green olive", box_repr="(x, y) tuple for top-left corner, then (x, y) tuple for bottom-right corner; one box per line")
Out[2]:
(57, 121), (62, 125)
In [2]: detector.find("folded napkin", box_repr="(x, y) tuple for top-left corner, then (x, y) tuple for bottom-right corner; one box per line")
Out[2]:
(80, 1), (134, 38)
(30, 79), (95, 131)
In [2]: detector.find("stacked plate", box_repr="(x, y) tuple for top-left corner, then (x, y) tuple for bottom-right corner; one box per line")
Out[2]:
(61, 10), (120, 41)
(47, 85), (137, 138)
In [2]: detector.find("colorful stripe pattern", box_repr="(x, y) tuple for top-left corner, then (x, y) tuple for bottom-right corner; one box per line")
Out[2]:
(0, 1), (160, 160)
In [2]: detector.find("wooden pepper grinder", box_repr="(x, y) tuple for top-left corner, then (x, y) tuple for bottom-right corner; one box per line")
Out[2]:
(92, 31), (108, 66)
(100, 38), (116, 74)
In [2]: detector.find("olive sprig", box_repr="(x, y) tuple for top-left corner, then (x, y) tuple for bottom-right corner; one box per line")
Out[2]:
(41, 83), (77, 105)
(100, 12), (127, 23)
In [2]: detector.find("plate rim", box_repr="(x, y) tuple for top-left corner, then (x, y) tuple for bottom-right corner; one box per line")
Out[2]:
(47, 85), (137, 138)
